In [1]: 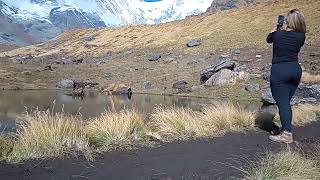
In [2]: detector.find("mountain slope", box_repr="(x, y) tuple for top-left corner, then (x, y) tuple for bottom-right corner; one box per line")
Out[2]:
(3, 0), (319, 58)
(0, 0), (215, 46)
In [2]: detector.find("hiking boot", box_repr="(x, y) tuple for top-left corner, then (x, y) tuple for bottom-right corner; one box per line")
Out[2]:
(269, 131), (293, 144)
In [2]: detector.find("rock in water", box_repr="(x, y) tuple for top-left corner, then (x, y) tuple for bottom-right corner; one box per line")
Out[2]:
(200, 57), (236, 83)
(57, 79), (74, 89)
(204, 69), (249, 87)
(172, 80), (192, 93)
(187, 39), (201, 47)
(245, 84), (260, 92)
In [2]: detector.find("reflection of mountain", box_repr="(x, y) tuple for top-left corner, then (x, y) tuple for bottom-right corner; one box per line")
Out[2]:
(0, 0), (213, 46)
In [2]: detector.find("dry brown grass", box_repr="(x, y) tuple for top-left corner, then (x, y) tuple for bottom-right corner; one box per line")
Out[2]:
(274, 104), (320, 126)
(86, 110), (149, 151)
(2, 0), (319, 58)
(8, 111), (91, 162)
(150, 102), (255, 141)
(149, 107), (210, 141)
(302, 72), (320, 84)
(292, 104), (320, 126)
(242, 150), (320, 180)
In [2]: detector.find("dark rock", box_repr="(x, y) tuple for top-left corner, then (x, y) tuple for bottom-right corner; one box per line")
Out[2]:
(245, 84), (260, 92)
(143, 81), (152, 90)
(262, 71), (271, 81)
(234, 64), (247, 72)
(72, 58), (83, 64)
(200, 57), (237, 83)
(81, 35), (95, 42)
(148, 54), (162, 61)
(44, 65), (52, 71)
(262, 85), (320, 105)
(24, 54), (33, 60)
(172, 80), (192, 93)
(72, 88), (84, 97)
(57, 79), (74, 89)
(187, 39), (201, 47)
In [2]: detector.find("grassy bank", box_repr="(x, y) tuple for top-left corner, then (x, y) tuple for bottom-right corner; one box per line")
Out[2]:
(1, 103), (320, 163)
(242, 148), (320, 180)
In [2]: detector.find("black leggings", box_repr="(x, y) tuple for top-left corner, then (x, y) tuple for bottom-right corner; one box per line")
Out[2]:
(270, 62), (302, 132)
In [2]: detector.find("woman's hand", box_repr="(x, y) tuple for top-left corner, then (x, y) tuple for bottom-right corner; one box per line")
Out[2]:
(270, 26), (278, 33)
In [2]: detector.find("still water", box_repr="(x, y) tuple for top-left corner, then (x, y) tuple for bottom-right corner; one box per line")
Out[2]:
(0, 90), (261, 132)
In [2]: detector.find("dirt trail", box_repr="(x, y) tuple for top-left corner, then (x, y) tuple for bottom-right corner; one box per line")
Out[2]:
(1, 122), (319, 180)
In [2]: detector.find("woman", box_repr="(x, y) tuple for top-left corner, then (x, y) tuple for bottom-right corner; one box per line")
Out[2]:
(266, 9), (306, 144)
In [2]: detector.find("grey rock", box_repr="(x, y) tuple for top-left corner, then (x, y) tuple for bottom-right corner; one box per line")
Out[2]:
(172, 80), (192, 93)
(21, 71), (32, 75)
(261, 87), (276, 104)
(13, 57), (23, 64)
(234, 49), (241, 54)
(245, 84), (260, 92)
(148, 54), (162, 61)
(187, 39), (201, 47)
(200, 57), (237, 83)
(57, 79), (74, 89)
(143, 81), (152, 90)
(234, 64), (247, 72)
(262, 71), (271, 81)
(262, 85), (320, 105)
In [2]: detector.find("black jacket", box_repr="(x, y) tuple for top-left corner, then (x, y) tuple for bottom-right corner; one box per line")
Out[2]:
(267, 30), (305, 64)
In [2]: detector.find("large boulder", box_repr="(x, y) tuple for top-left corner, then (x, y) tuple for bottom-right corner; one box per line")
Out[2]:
(204, 69), (249, 87)
(200, 57), (237, 83)
(261, 85), (320, 105)
(57, 79), (74, 89)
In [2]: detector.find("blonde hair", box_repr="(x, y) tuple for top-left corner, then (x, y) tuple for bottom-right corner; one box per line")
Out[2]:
(286, 9), (306, 33)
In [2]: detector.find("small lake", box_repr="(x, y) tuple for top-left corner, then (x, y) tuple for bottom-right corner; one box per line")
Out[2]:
(0, 90), (262, 133)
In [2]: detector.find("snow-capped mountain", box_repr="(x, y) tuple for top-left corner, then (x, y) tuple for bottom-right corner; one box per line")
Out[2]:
(2, 0), (213, 25)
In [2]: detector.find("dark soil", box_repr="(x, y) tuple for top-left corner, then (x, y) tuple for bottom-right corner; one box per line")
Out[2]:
(1, 122), (320, 180)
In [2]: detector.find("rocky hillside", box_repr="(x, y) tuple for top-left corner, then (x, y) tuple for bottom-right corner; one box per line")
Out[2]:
(0, 0), (319, 100)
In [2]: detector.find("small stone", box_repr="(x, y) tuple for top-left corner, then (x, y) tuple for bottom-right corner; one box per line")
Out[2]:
(142, 81), (152, 90)
(234, 49), (241, 54)
(104, 72), (113, 79)
(245, 84), (260, 92)
(57, 79), (74, 89)
(21, 71), (32, 75)
(148, 54), (162, 61)
(44, 65), (52, 71)
(187, 39), (201, 47)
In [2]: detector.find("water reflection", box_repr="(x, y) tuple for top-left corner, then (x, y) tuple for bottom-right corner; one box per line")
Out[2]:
(0, 90), (262, 132)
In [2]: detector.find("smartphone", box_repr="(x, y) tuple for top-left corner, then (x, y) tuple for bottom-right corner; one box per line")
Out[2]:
(277, 15), (285, 30)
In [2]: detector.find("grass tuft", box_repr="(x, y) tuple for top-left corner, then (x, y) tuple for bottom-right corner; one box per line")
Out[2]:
(302, 72), (320, 84)
(86, 110), (149, 151)
(242, 150), (320, 180)
(292, 104), (320, 126)
(150, 107), (209, 141)
(8, 111), (91, 162)
(150, 103), (255, 141)
(202, 102), (255, 133)
(0, 135), (14, 161)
